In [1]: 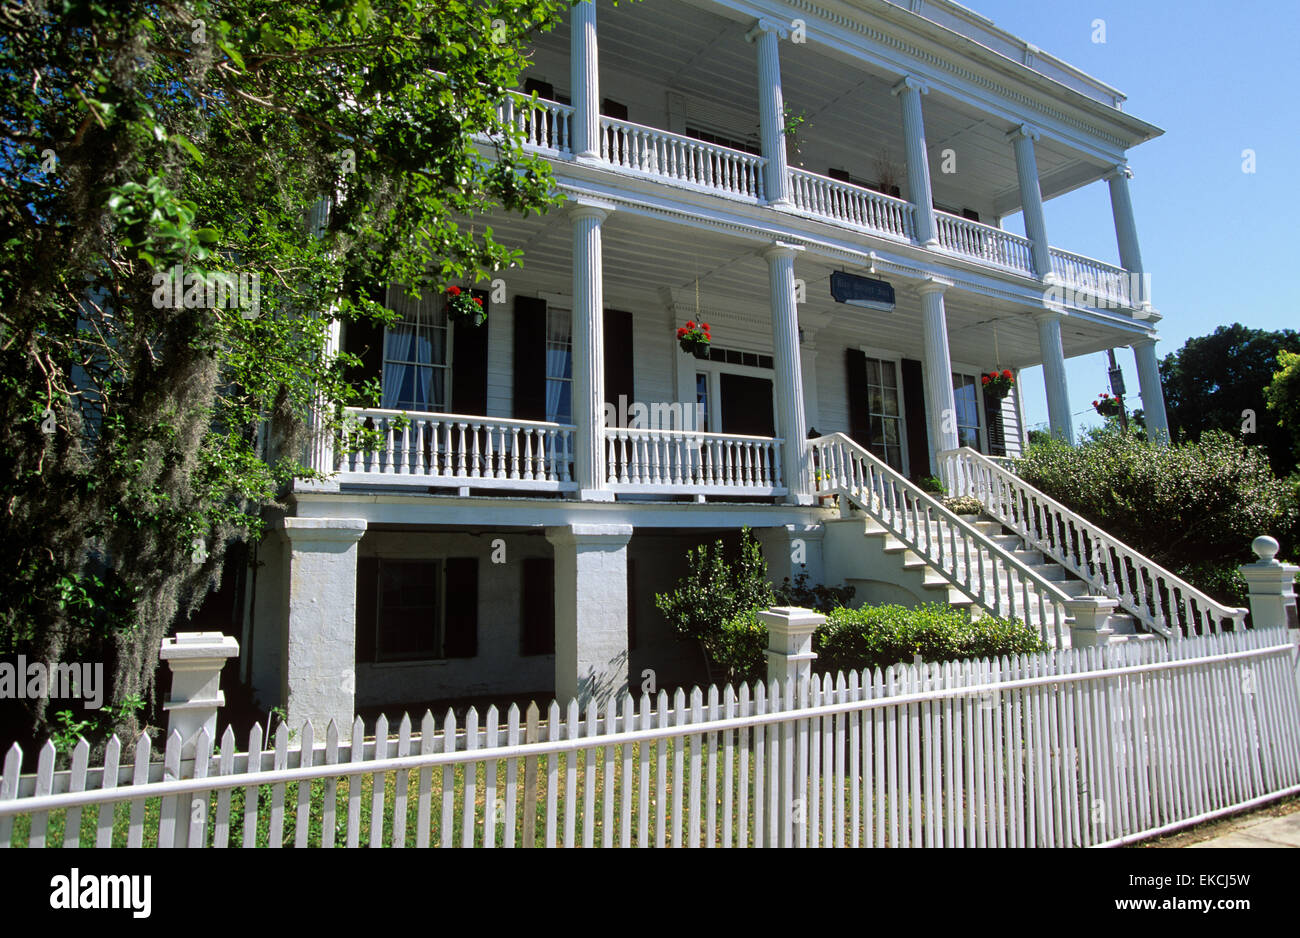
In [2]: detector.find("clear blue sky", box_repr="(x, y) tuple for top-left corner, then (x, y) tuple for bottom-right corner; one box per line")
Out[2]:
(974, 0), (1300, 434)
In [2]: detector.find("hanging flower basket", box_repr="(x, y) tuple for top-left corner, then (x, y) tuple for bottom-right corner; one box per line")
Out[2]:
(981, 369), (1015, 402)
(677, 320), (711, 358)
(445, 285), (486, 327)
(1093, 392), (1123, 418)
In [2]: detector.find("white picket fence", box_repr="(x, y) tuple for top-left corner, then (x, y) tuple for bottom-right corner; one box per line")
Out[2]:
(2, 630), (1297, 848)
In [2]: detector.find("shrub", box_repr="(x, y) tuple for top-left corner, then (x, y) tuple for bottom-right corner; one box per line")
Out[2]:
(814, 604), (1046, 676)
(654, 528), (775, 683)
(942, 495), (984, 516)
(918, 475), (946, 495)
(716, 603), (1045, 686)
(1012, 425), (1298, 604)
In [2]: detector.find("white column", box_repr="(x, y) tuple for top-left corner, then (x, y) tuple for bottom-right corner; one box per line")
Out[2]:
(893, 77), (938, 246)
(763, 242), (811, 503)
(547, 524), (632, 708)
(746, 18), (791, 205)
(572, 201), (613, 498)
(570, 0), (600, 160)
(280, 517), (367, 733)
(1106, 164), (1150, 309)
(1035, 309), (1074, 443)
(1131, 336), (1170, 443)
(1009, 125), (1053, 279)
(919, 279), (959, 470)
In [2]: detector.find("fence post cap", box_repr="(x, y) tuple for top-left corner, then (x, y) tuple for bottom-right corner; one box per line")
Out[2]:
(159, 631), (240, 661)
(757, 606), (826, 632)
(1252, 535), (1280, 564)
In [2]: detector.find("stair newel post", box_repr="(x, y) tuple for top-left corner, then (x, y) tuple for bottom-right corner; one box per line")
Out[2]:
(1065, 597), (1119, 647)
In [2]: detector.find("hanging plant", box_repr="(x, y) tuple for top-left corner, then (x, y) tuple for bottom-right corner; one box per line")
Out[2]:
(981, 369), (1014, 402)
(677, 320), (711, 359)
(445, 285), (486, 327)
(1093, 392), (1123, 418)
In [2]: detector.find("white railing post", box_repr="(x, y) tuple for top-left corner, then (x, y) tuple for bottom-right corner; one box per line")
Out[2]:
(760, 606), (824, 696)
(1064, 597), (1118, 647)
(160, 632), (240, 763)
(1241, 536), (1300, 633)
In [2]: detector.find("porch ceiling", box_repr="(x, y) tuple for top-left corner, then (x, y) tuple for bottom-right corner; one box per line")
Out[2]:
(523, 0), (1114, 219)
(473, 206), (1140, 370)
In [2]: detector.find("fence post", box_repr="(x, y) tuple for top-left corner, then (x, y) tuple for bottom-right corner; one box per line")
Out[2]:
(1240, 536), (1300, 633)
(160, 631), (240, 765)
(1064, 596), (1118, 647)
(760, 606), (824, 693)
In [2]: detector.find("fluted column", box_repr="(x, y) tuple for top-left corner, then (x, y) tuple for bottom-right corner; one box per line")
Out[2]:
(1131, 336), (1170, 444)
(893, 77), (938, 246)
(763, 242), (811, 503)
(1035, 309), (1074, 443)
(570, 0), (600, 159)
(1009, 125), (1053, 279)
(571, 201), (612, 498)
(919, 279), (959, 473)
(746, 18), (791, 205)
(1107, 164), (1150, 309)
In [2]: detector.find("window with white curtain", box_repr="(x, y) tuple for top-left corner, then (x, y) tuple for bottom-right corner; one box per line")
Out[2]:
(382, 286), (450, 412)
(545, 306), (573, 425)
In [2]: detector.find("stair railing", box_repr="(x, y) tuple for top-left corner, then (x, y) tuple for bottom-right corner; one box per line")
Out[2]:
(810, 433), (1076, 645)
(938, 446), (1248, 637)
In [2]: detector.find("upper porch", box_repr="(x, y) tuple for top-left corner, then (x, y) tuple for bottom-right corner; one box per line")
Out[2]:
(489, 0), (1160, 316)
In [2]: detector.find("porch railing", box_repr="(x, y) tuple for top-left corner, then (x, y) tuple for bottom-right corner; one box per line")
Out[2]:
(934, 211), (1036, 276)
(786, 168), (916, 242)
(606, 427), (784, 496)
(336, 408), (577, 491)
(938, 446), (1248, 636)
(1049, 248), (1134, 308)
(497, 93), (573, 154)
(599, 117), (766, 201)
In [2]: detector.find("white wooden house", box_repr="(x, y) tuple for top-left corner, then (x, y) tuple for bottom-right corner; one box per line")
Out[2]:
(243, 0), (1197, 729)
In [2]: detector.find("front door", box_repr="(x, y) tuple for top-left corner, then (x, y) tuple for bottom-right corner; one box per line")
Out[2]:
(719, 373), (775, 437)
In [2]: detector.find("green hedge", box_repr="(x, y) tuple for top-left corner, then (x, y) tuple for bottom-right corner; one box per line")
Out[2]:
(721, 603), (1046, 685)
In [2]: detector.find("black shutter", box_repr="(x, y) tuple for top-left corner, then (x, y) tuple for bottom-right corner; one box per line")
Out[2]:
(451, 289), (490, 416)
(513, 295), (548, 421)
(984, 392), (1007, 457)
(521, 557), (555, 656)
(845, 348), (872, 449)
(523, 77), (555, 100)
(603, 308), (634, 417)
(343, 310), (384, 393)
(355, 556), (378, 665)
(900, 358), (931, 480)
(443, 558), (478, 658)
(600, 99), (628, 120)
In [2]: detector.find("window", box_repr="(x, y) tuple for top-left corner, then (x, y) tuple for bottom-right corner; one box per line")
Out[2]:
(382, 287), (450, 412)
(377, 560), (440, 661)
(695, 373), (710, 432)
(523, 78), (569, 106)
(952, 372), (982, 451)
(865, 357), (905, 471)
(684, 126), (762, 157)
(544, 306), (573, 424)
(521, 557), (555, 656)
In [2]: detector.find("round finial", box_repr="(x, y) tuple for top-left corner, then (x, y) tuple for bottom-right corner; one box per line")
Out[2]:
(1252, 535), (1280, 563)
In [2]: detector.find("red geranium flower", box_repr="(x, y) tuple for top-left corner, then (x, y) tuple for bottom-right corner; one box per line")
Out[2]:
(473, 296), (483, 306)
(447, 285), (461, 296)
(1002, 369), (1012, 379)
(981, 375), (990, 385)
(686, 320), (695, 328)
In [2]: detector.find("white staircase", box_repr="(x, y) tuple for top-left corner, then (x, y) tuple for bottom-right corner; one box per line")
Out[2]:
(809, 433), (1183, 647)
(939, 446), (1248, 637)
